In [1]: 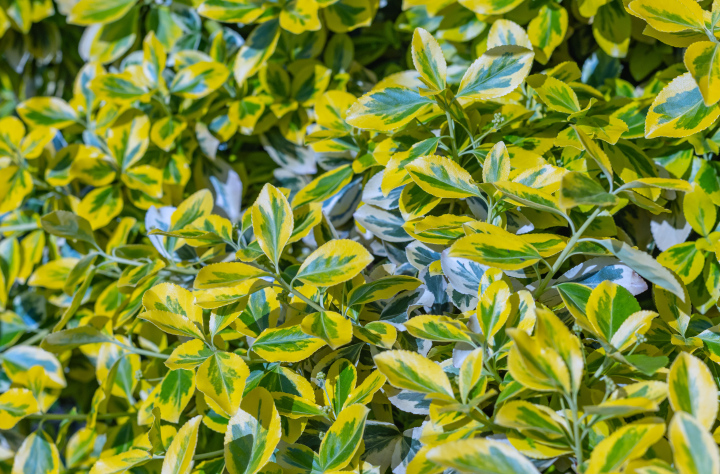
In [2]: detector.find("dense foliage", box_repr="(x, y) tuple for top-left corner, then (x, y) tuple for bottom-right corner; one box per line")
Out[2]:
(2, 0), (720, 472)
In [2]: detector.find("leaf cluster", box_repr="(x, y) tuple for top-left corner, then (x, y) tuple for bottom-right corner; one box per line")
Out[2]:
(3, 0), (720, 473)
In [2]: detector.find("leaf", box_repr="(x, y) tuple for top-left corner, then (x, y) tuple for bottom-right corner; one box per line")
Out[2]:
(477, 280), (512, 340)
(487, 19), (533, 49)
(77, 185), (123, 230)
(280, 0), (320, 34)
(585, 280), (640, 344)
(586, 238), (686, 300)
(507, 327), (571, 394)
(17, 97), (77, 128)
(483, 141), (511, 184)
(155, 369), (196, 423)
(405, 315), (473, 343)
(318, 404), (370, 472)
(170, 62), (230, 99)
(459, 0), (526, 15)
(292, 165), (354, 208)
(252, 183), (294, 270)
(171, 189), (214, 230)
(457, 46), (534, 101)
(559, 172), (618, 209)
(68, 0), (135, 24)
(139, 310), (205, 339)
(494, 181), (563, 215)
(161, 415), (202, 474)
(252, 325), (326, 362)
(669, 411), (720, 474)
(526, 74), (580, 114)
(658, 242), (704, 285)
(593, 0), (631, 59)
(427, 438), (540, 474)
(374, 350), (454, 400)
(585, 418), (666, 474)
(197, 0), (264, 23)
(194, 262), (267, 289)
(0, 166), (33, 214)
(28, 258), (78, 290)
(91, 73), (149, 103)
(354, 321), (397, 349)
(645, 72), (720, 139)
(294, 239), (373, 286)
(346, 276), (422, 307)
(12, 430), (61, 474)
(151, 116), (187, 151)
(301, 311), (353, 349)
(165, 339), (214, 370)
(411, 28), (446, 91)
(233, 19), (281, 86)
(684, 186), (716, 237)
(197, 351), (249, 417)
(89, 450), (152, 474)
(144, 282), (201, 325)
(496, 400), (568, 437)
(41, 326), (113, 353)
(527, 4), (567, 63)
(346, 87), (434, 132)
(40, 211), (96, 244)
(668, 352), (718, 430)
(0, 388), (38, 429)
(224, 387), (282, 474)
(628, 0), (706, 32)
(405, 155), (481, 198)
(449, 226), (541, 270)
(684, 41), (720, 106)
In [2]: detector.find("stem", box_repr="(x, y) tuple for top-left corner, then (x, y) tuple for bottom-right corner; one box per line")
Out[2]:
(534, 207), (603, 298)
(117, 342), (170, 359)
(27, 412), (134, 421)
(276, 275), (325, 313)
(445, 109), (459, 162)
(98, 249), (198, 275)
(567, 396), (584, 468)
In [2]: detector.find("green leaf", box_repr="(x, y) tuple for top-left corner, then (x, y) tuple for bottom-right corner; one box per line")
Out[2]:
(252, 325), (326, 363)
(294, 239), (373, 287)
(669, 411), (720, 474)
(457, 45), (534, 101)
(405, 155), (481, 198)
(41, 211), (96, 244)
(559, 172), (619, 209)
(645, 72), (720, 139)
(586, 238), (686, 300)
(346, 87), (434, 132)
(318, 404), (370, 472)
(427, 438), (540, 474)
(374, 350), (454, 400)
(252, 184), (293, 270)
(411, 28), (447, 91)
(225, 387), (282, 474)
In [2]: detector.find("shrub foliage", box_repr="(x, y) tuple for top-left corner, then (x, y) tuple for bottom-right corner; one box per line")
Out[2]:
(2, 0), (720, 472)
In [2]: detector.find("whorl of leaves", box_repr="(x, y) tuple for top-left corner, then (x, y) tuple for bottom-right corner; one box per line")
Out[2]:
(1, 0), (720, 473)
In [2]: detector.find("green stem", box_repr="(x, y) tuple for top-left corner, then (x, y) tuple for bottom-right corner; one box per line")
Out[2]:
(567, 396), (584, 468)
(445, 109), (459, 162)
(276, 276), (325, 313)
(98, 249), (198, 275)
(117, 342), (170, 359)
(534, 207), (603, 298)
(27, 412), (134, 421)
